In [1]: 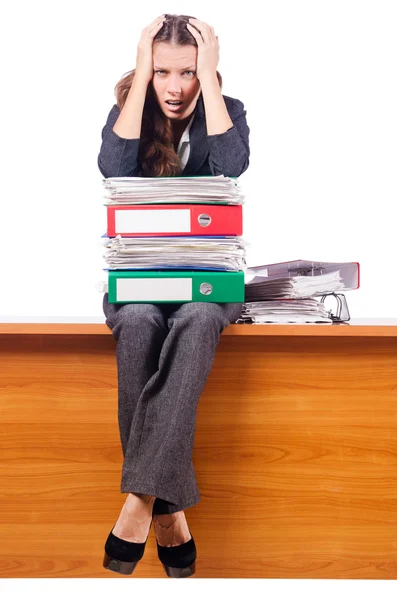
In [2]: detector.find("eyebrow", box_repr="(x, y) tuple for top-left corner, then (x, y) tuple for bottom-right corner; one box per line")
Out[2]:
(153, 66), (196, 70)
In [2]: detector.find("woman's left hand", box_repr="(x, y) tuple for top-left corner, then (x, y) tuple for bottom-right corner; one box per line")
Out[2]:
(186, 18), (219, 80)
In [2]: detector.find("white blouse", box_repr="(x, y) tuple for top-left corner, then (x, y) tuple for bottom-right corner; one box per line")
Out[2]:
(176, 112), (196, 170)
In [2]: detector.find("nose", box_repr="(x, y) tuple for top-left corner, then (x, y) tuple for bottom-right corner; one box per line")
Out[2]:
(166, 74), (182, 95)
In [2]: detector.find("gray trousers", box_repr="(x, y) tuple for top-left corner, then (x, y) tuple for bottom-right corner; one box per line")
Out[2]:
(102, 293), (242, 515)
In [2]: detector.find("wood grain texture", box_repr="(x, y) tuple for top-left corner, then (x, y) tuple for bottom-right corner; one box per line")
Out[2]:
(1, 334), (397, 578)
(2, 322), (397, 336)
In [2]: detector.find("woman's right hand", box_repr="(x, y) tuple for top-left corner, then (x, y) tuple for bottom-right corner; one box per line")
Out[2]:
(135, 15), (166, 85)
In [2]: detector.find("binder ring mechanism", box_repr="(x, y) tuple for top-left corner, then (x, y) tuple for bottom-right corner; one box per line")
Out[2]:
(294, 267), (351, 323)
(320, 293), (350, 323)
(198, 214), (211, 227)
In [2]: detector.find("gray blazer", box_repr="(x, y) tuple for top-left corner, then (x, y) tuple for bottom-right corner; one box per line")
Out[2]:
(97, 92), (250, 178)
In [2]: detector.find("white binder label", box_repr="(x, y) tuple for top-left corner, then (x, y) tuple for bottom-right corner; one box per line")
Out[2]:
(117, 278), (193, 301)
(115, 209), (191, 233)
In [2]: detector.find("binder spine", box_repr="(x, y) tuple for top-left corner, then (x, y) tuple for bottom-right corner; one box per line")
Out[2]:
(108, 271), (245, 304)
(106, 204), (242, 237)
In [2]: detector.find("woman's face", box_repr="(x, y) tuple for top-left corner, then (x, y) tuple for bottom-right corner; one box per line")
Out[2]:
(152, 42), (201, 121)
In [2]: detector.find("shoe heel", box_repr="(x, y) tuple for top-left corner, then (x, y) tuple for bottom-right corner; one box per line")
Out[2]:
(163, 561), (196, 578)
(157, 534), (197, 578)
(103, 528), (148, 576)
(103, 552), (139, 575)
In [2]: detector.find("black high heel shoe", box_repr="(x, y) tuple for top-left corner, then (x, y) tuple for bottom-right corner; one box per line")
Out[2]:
(103, 525), (151, 575)
(156, 531), (197, 578)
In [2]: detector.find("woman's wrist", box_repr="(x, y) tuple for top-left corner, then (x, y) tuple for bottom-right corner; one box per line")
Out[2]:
(131, 73), (150, 92)
(198, 71), (219, 88)
(199, 73), (234, 135)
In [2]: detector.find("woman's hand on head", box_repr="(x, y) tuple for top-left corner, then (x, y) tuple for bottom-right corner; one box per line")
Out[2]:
(135, 15), (166, 86)
(186, 18), (219, 81)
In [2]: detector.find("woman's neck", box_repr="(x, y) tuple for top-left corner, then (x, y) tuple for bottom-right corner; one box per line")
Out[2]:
(172, 116), (191, 138)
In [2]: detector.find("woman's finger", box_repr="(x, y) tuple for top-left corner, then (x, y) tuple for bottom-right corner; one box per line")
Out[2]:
(186, 22), (203, 45)
(147, 17), (165, 36)
(146, 15), (164, 27)
(209, 26), (217, 39)
(145, 15), (165, 31)
(188, 18), (210, 44)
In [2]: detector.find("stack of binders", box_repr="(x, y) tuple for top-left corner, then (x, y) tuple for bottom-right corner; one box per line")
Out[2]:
(238, 259), (360, 323)
(100, 175), (247, 304)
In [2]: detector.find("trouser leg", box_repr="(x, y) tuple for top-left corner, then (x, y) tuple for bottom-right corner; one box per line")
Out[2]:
(121, 301), (243, 514)
(102, 293), (167, 457)
(103, 294), (242, 515)
(104, 294), (187, 512)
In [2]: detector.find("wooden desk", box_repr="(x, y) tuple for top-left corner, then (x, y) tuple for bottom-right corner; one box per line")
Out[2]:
(1, 320), (397, 578)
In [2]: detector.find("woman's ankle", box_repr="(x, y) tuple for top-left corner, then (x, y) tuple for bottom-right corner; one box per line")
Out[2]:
(153, 511), (191, 546)
(125, 493), (155, 514)
(112, 493), (155, 542)
(130, 492), (155, 504)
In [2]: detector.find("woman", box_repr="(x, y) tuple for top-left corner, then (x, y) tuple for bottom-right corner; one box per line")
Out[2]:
(98, 13), (250, 578)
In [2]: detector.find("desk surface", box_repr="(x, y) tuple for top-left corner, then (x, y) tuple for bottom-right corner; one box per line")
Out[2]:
(2, 319), (397, 337)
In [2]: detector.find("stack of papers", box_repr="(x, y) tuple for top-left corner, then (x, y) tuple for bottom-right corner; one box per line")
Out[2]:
(238, 259), (360, 324)
(103, 175), (244, 205)
(245, 271), (346, 301)
(102, 235), (247, 271)
(99, 175), (248, 303)
(239, 299), (333, 324)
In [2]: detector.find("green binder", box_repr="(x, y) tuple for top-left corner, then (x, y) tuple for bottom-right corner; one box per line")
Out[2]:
(107, 270), (244, 303)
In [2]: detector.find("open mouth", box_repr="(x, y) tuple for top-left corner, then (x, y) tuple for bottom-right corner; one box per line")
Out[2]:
(165, 100), (183, 107)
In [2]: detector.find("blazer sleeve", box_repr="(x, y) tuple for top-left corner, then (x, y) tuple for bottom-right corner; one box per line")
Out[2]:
(97, 105), (141, 178)
(206, 99), (250, 177)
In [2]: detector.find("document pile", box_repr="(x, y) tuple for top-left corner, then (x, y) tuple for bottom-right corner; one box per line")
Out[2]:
(104, 175), (244, 205)
(99, 175), (247, 304)
(238, 259), (360, 324)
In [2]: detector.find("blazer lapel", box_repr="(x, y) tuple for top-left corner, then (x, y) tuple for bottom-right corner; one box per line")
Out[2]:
(182, 94), (208, 175)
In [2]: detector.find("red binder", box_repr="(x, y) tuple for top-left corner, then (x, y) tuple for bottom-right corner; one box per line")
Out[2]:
(106, 204), (242, 237)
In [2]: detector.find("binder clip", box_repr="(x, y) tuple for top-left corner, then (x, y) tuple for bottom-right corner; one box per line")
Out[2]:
(320, 293), (350, 323)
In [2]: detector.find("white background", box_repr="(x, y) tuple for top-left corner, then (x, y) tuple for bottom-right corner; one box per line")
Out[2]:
(2, 0), (396, 320)
(2, 3), (397, 596)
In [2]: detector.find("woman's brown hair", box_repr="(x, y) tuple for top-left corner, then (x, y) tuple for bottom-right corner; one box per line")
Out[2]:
(114, 14), (223, 177)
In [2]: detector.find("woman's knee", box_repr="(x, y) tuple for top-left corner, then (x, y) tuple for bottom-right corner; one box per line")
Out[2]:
(104, 298), (167, 332)
(118, 303), (167, 329)
(169, 301), (238, 329)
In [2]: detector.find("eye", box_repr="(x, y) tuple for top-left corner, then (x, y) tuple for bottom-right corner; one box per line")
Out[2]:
(154, 70), (196, 76)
